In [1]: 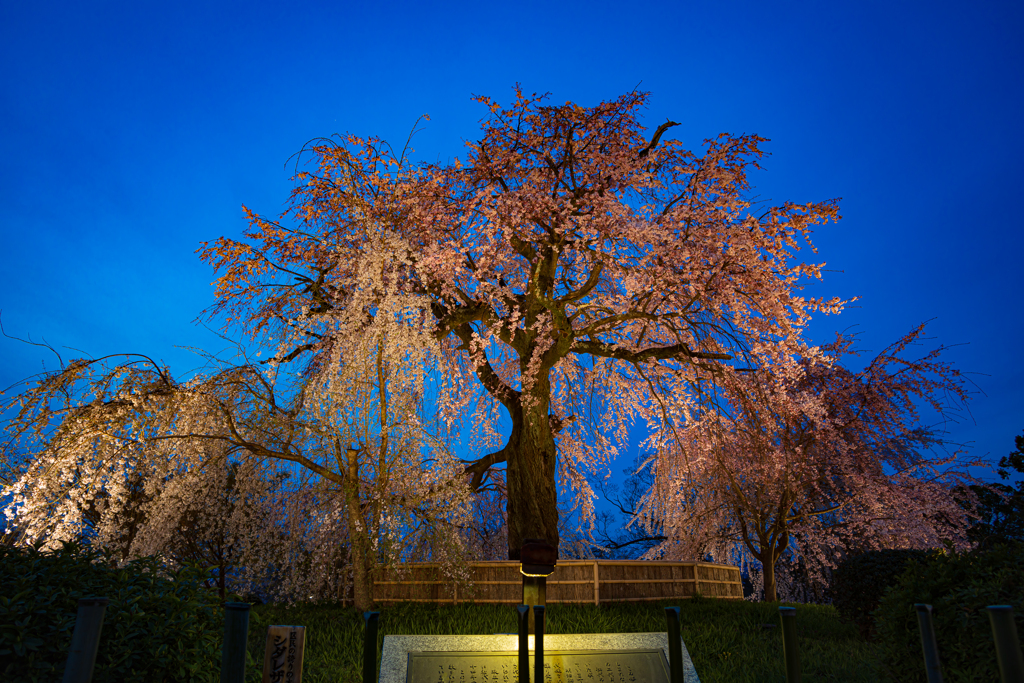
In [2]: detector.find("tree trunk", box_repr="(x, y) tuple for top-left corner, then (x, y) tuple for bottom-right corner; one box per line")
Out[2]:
(759, 528), (788, 603)
(505, 387), (560, 561)
(349, 535), (371, 611)
(762, 557), (779, 603)
(219, 566), (227, 601)
(739, 518), (786, 603)
(345, 448), (373, 611)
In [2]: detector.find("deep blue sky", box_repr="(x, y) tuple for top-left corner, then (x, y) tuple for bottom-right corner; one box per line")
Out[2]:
(2, 0), (1022, 521)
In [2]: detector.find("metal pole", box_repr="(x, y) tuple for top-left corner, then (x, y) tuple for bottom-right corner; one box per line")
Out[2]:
(220, 602), (250, 683)
(534, 605), (545, 683)
(665, 607), (683, 683)
(779, 607), (801, 683)
(523, 575), (547, 634)
(363, 611), (380, 683)
(914, 604), (944, 683)
(61, 597), (109, 683)
(520, 539), (556, 637)
(987, 605), (1024, 683)
(517, 605), (530, 683)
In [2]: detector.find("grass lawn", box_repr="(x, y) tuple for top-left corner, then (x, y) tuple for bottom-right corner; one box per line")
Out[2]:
(239, 596), (888, 683)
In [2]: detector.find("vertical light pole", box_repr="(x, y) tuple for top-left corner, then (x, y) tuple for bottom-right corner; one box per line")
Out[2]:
(987, 605), (1023, 683)
(915, 604), (944, 683)
(363, 611), (380, 683)
(534, 605), (546, 683)
(220, 602), (251, 683)
(779, 607), (801, 683)
(61, 597), (109, 683)
(520, 539), (557, 635)
(516, 605), (530, 683)
(665, 606), (684, 683)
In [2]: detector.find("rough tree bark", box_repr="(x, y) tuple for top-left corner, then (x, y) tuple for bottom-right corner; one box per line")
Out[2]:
(342, 446), (373, 611)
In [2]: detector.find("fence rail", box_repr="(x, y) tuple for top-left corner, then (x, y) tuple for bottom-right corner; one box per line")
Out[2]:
(372, 559), (744, 604)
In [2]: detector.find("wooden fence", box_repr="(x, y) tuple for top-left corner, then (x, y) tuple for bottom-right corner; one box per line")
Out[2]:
(373, 559), (744, 604)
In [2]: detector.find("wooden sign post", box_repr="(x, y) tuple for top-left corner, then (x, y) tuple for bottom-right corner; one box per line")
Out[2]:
(262, 625), (306, 683)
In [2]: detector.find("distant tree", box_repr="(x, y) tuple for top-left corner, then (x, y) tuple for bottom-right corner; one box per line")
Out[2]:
(0, 229), (477, 611)
(0, 348), (306, 596)
(1, 375), (306, 601)
(79, 459), (295, 601)
(455, 474), (508, 560)
(952, 430), (1024, 549)
(588, 454), (752, 562)
(591, 460), (667, 560)
(639, 325), (984, 602)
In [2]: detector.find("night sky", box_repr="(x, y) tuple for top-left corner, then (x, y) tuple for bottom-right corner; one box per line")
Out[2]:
(2, 0), (1022, 531)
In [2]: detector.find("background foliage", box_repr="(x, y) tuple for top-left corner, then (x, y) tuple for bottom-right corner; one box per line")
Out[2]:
(0, 539), (253, 683)
(873, 541), (1024, 683)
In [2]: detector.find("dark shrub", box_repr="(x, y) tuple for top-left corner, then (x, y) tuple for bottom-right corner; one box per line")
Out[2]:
(0, 538), (260, 682)
(832, 547), (939, 640)
(873, 541), (1024, 683)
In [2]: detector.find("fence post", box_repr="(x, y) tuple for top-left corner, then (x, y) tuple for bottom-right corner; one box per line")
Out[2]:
(534, 605), (545, 683)
(665, 607), (683, 683)
(915, 604), (944, 683)
(220, 602), (250, 683)
(517, 605), (530, 683)
(779, 607), (801, 683)
(987, 605), (1024, 683)
(61, 597), (110, 683)
(363, 611), (380, 683)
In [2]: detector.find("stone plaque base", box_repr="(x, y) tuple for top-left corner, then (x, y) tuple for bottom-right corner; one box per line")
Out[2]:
(380, 634), (699, 683)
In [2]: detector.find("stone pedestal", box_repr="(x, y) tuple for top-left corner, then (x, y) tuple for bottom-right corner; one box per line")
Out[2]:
(379, 632), (701, 683)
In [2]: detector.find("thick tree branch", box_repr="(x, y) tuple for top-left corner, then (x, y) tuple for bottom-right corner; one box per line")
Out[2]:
(509, 234), (537, 262)
(431, 301), (492, 341)
(638, 120), (681, 159)
(462, 447), (508, 491)
(451, 322), (521, 413)
(554, 260), (604, 305)
(570, 340), (732, 363)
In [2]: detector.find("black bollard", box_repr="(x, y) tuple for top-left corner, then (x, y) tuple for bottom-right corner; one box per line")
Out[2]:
(779, 607), (801, 683)
(665, 607), (683, 683)
(517, 605), (530, 683)
(61, 597), (109, 683)
(220, 602), (250, 683)
(534, 605), (545, 683)
(987, 605), (1024, 683)
(363, 611), (380, 683)
(915, 604), (944, 683)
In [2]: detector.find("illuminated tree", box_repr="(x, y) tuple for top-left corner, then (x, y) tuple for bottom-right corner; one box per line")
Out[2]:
(1, 227), (476, 610)
(640, 325), (985, 602)
(200, 87), (844, 558)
